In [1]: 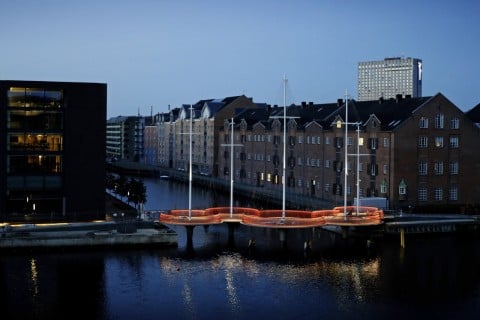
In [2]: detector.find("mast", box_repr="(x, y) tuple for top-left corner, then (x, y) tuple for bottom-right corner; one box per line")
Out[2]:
(356, 124), (360, 216)
(188, 104), (193, 220)
(344, 91), (348, 218)
(282, 75), (287, 219)
(230, 117), (234, 218)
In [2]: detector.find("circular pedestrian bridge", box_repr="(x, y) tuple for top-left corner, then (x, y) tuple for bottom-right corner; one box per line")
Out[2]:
(159, 206), (384, 228)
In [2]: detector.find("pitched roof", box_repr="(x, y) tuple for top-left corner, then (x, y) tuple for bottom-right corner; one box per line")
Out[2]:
(324, 96), (432, 130)
(466, 103), (480, 125)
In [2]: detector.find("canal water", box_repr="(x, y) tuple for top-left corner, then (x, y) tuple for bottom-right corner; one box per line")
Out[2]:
(1, 177), (480, 319)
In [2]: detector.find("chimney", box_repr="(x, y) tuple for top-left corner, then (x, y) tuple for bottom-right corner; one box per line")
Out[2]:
(301, 101), (307, 108)
(379, 97), (384, 104)
(337, 98), (343, 106)
(396, 94), (403, 103)
(308, 102), (314, 107)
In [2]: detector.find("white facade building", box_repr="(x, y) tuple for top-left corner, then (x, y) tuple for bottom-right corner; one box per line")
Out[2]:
(357, 57), (422, 101)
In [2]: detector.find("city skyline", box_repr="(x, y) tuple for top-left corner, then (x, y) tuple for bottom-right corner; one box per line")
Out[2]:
(1, 0), (479, 118)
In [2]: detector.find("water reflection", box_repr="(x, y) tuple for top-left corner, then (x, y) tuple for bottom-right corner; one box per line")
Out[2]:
(1, 177), (479, 319)
(1, 233), (480, 320)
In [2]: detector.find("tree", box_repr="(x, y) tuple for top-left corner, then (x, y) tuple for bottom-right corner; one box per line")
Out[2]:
(127, 178), (147, 213)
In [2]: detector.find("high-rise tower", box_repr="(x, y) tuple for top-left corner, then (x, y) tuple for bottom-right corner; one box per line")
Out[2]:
(357, 57), (422, 101)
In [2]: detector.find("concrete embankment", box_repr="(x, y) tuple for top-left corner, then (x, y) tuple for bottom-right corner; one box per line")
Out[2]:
(0, 220), (178, 250)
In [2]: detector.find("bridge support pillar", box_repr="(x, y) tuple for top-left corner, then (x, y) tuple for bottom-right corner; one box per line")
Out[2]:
(227, 222), (236, 248)
(185, 225), (195, 250)
(279, 229), (287, 249)
(341, 226), (348, 239)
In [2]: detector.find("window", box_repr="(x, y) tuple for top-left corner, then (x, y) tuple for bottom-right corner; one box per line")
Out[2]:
(298, 136), (303, 144)
(273, 136), (280, 145)
(368, 138), (378, 150)
(325, 136), (330, 145)
(399, 180), (407, 195)
(434, 188), (443, 201)
(450, 161), (459, 175)
(450, 136), (459, 148)
(383, 137), (389, 148)
(324, 183), (330, 192)
(418, 161), (428, 175)
(325, 159), (331, 168)
(434, 114), (444, 129)
(418, 188), (427, 201)
(383, 164), (388, 174)
(450, 117), (460, 129)
(434, 161), (444, 175)
(380, 179), (388, 194)
(434, 136), (444, 148)
(449, 186), (458, 201)
(347, 136), (353, 146)
(289, 136), (295, 146)
(418, 136), (428, 148)
(335, 137), (343, 148)
(419, 117), (429, 128)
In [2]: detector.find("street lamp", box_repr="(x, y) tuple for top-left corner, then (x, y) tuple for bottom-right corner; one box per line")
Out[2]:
(121, 212), (126, 233)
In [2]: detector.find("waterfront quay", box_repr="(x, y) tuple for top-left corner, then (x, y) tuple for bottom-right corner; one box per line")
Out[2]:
(0, 194), (177, 251)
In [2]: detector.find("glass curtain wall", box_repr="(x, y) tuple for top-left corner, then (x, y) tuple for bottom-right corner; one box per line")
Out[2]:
(6, 87), (65, 218)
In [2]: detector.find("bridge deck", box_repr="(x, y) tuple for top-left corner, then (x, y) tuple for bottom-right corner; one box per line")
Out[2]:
(158, 206), (385, 228)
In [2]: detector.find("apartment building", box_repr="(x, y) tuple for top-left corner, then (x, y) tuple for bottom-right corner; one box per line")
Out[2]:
(106, 116), (145, 162)
(167, 95), (257, 177)
(218, 94), (480, 211)
(0, 80), (106, 222)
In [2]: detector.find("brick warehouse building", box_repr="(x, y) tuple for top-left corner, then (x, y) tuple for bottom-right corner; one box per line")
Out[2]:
(0, 80), (107, 222)
(218, 93), (480, 212)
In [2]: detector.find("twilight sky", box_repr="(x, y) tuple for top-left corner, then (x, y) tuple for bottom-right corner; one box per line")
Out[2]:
(1, 0), (479, 118)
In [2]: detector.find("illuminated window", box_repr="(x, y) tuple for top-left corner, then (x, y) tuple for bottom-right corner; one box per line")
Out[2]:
(435, 136), (444, 148)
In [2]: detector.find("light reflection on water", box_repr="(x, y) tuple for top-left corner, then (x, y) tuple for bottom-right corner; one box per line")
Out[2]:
(1, 233), (480, 320)
(1, 178), (480, 319)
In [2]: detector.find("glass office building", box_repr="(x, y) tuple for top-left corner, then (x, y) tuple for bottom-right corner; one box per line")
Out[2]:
(0, 81), (107, 222)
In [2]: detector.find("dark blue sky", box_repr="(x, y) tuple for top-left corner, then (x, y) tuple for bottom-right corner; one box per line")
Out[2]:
(1, 0), (479, 118)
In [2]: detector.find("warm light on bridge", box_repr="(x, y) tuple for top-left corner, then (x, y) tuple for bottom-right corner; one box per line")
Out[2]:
(159, 206), (384, 228)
